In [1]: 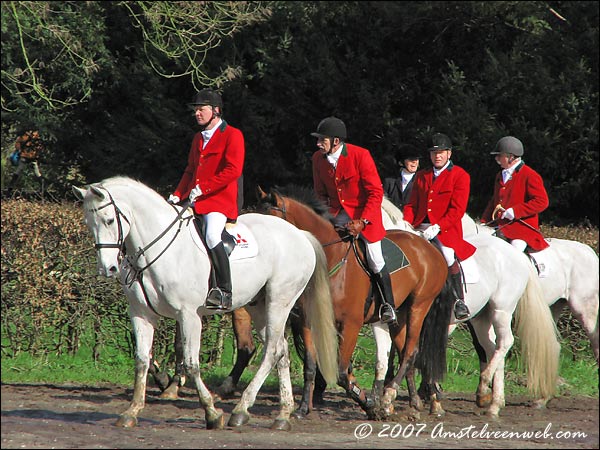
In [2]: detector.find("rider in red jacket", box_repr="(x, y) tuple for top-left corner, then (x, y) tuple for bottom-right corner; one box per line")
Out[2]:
(311, 116), (396, 324)
(481, 136), (549, 252)
(169, 89), (245, 310)
(403, 133), (475, 320)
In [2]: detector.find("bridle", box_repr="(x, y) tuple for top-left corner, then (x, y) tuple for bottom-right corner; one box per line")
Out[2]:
(88, 189), (192, 316)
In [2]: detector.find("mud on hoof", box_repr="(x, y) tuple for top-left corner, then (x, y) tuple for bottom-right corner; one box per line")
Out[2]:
(228, 412), (250, 427)
(366, 404), (390, 421)
(476, 393), (492, 408)
(270, 419), (292, 431)
(115, 415), (137, 428)
(206, 411), (225, 430)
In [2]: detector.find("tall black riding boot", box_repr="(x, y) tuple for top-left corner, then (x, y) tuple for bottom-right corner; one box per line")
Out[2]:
(206, 241), (233, 310)
(374, 268), (397, 324)
(449, 270), (470, 320)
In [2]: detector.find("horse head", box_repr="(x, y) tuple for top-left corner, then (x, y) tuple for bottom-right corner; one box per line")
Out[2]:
(73, 183), (131, 278)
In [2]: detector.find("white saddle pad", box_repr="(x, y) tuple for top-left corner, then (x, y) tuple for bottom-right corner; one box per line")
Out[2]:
(460, 255), (480, 284)
(189, 221), (258, 261)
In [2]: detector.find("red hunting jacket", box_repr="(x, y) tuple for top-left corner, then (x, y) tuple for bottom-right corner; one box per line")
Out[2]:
(174, 121), (245, 220)
(481, 162), (549, 251)
(312, 143), (386, 242)
(403, 162), (476, 261)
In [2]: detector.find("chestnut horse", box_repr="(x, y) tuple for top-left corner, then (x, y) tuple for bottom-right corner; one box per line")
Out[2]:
(254, 185), (453, 419)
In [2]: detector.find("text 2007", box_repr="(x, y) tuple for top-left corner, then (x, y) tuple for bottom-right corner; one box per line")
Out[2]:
(378, 423), (428, 438)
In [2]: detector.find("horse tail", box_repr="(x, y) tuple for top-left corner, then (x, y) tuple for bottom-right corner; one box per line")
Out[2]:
(416, 280), (453, 384)
(514, 263), (560, 399)
(301, 231), (339, 386)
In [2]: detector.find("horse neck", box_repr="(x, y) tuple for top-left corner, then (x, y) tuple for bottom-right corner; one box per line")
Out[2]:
(285, 200), (341, 245)
(110, 184), (179, 252)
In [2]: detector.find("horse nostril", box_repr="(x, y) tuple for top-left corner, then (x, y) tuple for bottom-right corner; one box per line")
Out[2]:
(109, 266), (118, 274)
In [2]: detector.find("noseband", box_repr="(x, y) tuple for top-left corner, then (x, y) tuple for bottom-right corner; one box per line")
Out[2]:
(89, 190), (130, 260)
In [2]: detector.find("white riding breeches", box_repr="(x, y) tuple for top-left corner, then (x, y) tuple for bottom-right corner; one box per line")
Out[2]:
(202, 211), (227, 249)
(417, 222), (456, 266)
(510, 239), (528, 253)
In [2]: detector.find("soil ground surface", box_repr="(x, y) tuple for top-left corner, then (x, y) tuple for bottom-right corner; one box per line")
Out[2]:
(1, 382), (598, 449)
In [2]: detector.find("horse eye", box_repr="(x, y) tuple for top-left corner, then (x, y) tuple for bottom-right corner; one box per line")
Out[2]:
(107, 218), (115, 225)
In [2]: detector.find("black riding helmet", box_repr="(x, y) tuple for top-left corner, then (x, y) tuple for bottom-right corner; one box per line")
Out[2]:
(395, 143), (421, 162)
(426, 133), (452, 151)
(311, 117), (347, 140)
(188, 89), (223, 110)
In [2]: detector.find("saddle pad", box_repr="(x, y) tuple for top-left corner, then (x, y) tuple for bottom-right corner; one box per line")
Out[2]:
(188, 221), (258, 261)
(527, 248), (550, 278)
(460, 255), (480, 284)
(382, 237), (410, 274)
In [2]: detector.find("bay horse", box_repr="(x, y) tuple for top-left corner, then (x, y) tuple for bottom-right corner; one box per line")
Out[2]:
(382, 201), (561, 416)
(255, 185), (453, 419)
(72, 176), (338, 430)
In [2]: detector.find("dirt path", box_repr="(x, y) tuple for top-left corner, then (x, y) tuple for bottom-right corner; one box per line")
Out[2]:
(1, 382), (598, 449)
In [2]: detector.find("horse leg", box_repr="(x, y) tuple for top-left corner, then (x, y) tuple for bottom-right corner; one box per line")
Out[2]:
(336, 320), (375, 417)
(115, 315), (154, 428)
(217, 307), (256, 398)
(380, 306), (427, 417)
(292, 313), (319, 418)
(229, 313), (294, 430)
(160, 322), (185, 399)
(179, 316), (225, 430)
(148, 355), (171, 392)
(475, 311), (513, 417)
(271, 336), (295, 430)
(371, 321), (393, 410)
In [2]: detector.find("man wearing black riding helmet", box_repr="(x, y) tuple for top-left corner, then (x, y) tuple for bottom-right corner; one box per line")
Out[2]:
(310, 116), (397, 325)
(168, 88), (245, 311)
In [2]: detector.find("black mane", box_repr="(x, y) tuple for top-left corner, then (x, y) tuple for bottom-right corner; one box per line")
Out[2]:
(271, 184), (333, 222)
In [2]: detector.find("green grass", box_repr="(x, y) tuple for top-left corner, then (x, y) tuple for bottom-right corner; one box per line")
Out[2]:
(2, 324), (597, 400)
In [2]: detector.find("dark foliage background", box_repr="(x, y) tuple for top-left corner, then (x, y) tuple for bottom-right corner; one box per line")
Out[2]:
(2, 1), (598, 225)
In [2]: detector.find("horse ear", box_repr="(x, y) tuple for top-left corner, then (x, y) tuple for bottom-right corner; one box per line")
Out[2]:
(72, 186), (87, 200)
(90, 185), (107, 200)
(256, 185), (268, 200)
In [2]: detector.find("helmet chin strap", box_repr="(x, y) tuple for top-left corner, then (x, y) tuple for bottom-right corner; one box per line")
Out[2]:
(199, 107), (220, 131)
(326, 137), (339, 155)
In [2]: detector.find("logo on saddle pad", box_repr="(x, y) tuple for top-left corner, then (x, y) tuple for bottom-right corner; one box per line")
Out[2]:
(189, 222), (258, 260)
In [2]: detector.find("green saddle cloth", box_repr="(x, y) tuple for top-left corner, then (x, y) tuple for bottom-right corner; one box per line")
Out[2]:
(382, 237), (410, 274)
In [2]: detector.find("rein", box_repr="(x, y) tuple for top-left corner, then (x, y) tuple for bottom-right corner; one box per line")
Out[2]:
(265, 199), (367, 278)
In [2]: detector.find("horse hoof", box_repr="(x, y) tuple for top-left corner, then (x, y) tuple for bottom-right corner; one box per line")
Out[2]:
(476, 393), (492, 408)
(115, 415), (137, 428)
(270, 419), (292, 431)
(206, 412), (225, 430)
(292, 407), (310, 419)
(228, 412), (250, 427)
(159, 385), (179, 400)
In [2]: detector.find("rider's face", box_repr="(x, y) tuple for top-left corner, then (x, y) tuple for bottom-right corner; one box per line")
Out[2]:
(429, 150), (451, 169)
(317, 136), (339, 155)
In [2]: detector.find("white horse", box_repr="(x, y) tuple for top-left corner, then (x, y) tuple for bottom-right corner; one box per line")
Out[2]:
(73, 176), (338, 431)
(379, 197), (560, 417)
(462, 214), (600, 364)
